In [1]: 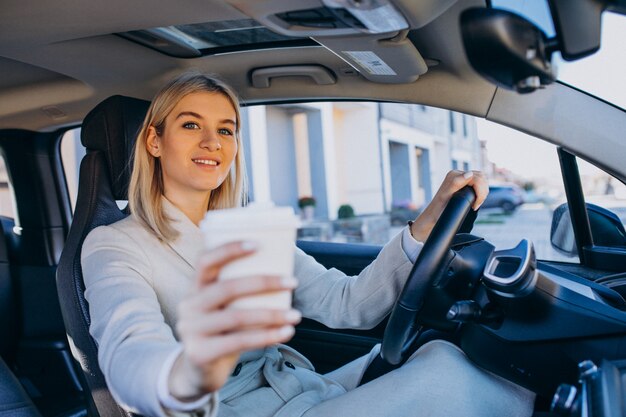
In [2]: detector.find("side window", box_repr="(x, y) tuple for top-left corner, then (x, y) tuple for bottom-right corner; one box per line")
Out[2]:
(0, 156), (16, 219)
(60, 128), (85, 211)
(578, 158), (626, 247)
(472, 120), (575, 263)
(242, 102), (574, 262)
(60, 128), (129, 213)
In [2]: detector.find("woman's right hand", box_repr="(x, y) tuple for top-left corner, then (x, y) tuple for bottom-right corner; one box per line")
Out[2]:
(168, 242), (301, 401)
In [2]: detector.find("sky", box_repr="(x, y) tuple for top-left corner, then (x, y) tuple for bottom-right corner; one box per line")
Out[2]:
(477, 3), (625, 181)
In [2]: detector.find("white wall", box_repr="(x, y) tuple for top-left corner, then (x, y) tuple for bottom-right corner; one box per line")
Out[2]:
(247, 102), (485, 218)
(246, 106), (272, 203)
(332, 103), (384, 215)
(293, 112), (312, 197)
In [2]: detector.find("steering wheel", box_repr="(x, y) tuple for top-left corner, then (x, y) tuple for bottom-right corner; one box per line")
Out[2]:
(380, 186), (476, 366)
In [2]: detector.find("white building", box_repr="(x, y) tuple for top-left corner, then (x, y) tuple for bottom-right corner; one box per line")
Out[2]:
(242, 102), (483, 220)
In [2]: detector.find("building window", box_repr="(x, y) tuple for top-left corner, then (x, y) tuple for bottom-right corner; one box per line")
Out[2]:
(452, 159), (458, 170)
(462, 115), (468, 137)
(0, 155), (16, 219)
(449, 112), (455, 133)
(463, 161), (470, 171)
(380, 103), (412, 126)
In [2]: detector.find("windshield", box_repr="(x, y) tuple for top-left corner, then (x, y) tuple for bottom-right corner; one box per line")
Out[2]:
(492, 0), (626, 110)
(555, 12), (626, 110)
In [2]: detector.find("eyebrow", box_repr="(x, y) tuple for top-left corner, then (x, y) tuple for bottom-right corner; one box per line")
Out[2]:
(175, 111), (203, 120)
(175, 111), (236, 126)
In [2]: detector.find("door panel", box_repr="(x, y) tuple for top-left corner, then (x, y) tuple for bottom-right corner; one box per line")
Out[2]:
(291, 241), (386, 373)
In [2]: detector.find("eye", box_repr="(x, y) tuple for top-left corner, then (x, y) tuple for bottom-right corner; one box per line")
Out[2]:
(218, 128), (233, 136)
(182, 122), (200, 129)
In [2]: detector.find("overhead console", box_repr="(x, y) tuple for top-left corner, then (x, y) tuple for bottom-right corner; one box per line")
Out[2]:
(234, 0), (410, 37)
(228, 0), (457, 83)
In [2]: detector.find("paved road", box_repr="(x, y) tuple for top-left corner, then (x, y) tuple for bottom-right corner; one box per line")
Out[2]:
(326, 200), (625, 263)
(472, 204), (575, 263)
(389, 203), (576, 263)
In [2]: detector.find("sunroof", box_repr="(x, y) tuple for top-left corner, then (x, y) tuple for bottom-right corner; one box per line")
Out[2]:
(175, 19), (297, 47)
(120, 19), (318, 58)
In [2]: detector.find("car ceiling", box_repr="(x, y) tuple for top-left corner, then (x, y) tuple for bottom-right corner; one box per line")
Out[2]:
(0, 0), (498, 131)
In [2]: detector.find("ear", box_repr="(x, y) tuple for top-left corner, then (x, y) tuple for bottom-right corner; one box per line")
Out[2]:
(146, 126), (161, 157)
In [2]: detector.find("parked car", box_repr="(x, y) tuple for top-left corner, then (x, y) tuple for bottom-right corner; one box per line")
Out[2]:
(0, 1), (625, 417)
(482, 185), (525, 213)
(390, 202), (423, 227)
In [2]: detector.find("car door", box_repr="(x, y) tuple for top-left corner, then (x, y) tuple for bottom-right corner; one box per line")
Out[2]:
(0, 128), (86, 417)
(239, 100), (543, 373)
(243, 93), (626, 376)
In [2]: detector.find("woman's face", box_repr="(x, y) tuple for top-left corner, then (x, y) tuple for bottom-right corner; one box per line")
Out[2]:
(147, 91), (238, 200)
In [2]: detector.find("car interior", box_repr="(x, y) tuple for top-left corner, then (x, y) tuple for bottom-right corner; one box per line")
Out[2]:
(1, 1), (626, 417)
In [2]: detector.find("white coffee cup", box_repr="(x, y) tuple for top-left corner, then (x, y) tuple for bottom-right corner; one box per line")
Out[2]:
(200, 203), (300, 310)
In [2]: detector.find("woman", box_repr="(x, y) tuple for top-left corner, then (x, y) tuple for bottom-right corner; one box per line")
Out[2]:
(82, 73), (533, 417)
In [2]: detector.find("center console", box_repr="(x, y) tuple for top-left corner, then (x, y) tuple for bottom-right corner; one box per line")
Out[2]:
(551, 359), (626, 417)
(448, 239), (626, 397)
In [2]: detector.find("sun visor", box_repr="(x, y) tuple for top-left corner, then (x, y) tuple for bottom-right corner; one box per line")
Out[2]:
(313, 31), (427, 83)
(228, 0), (448, 83)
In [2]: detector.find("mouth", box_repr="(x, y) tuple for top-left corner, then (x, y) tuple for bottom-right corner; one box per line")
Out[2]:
(192, 158), (220, 166)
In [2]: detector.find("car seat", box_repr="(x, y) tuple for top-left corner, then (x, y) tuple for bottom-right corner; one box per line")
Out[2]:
(56, 96), (149, 417)
(0, 214), (40, 417)
(0, 355), (41, 417)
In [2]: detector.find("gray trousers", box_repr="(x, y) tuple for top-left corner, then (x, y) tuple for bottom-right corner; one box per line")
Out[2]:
(304, 340), (535, 417)
(220, 340), (535, 417)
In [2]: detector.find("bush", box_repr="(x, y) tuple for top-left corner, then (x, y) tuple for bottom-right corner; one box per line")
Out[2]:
(298, 196), (316, 208)
(522, 181), (535, 191)
(337, 204), (355, 219)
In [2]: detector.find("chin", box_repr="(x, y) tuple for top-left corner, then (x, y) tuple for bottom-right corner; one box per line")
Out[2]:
(193, 181), (224, 193)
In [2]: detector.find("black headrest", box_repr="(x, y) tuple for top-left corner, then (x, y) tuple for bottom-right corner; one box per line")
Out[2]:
(81, 95), (150, 200)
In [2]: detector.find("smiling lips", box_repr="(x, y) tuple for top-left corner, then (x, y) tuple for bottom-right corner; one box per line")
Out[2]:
(192, 158), (220, 166)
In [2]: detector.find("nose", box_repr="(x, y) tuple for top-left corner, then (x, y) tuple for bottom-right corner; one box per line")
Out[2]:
(200, 131), (222, 151)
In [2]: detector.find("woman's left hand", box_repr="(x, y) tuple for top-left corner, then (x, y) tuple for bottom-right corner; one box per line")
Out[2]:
(409, 170), (488, 242)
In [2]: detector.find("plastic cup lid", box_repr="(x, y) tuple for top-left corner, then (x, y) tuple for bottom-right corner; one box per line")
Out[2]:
(200, 202), (300, 231)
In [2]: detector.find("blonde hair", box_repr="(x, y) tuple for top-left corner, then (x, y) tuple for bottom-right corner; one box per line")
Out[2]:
(128, 72), (247, 242)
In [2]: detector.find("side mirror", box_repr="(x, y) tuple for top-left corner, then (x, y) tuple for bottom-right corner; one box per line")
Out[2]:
(460, 8), (555, 93)
(550, 203), (626, 256)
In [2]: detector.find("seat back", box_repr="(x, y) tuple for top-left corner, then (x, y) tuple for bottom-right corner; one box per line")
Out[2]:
(56, 96), (150, 417)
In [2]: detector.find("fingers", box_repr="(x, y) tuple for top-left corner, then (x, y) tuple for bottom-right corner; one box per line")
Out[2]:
(467, 171), (488, 210)
(444, 169), (489, 211)
(447, 169), (473, 189)
(178, 323), (296, 392)
(178, 245), (301, 395)
(184, 325), (296, 366)
(182, 275), (298, 312)
(176, 273), (301, 393)
(195, 241), (257, 287)
(177, 308), (302, 336)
